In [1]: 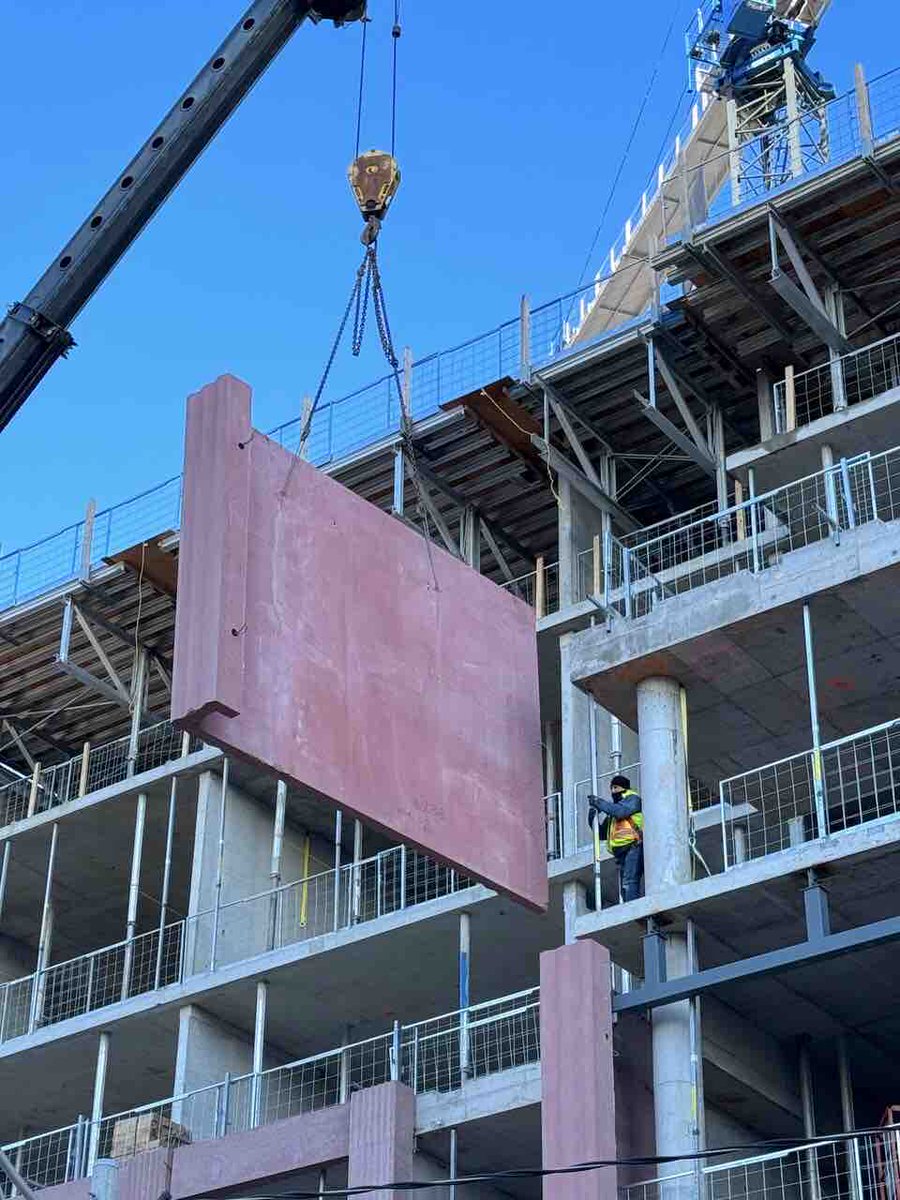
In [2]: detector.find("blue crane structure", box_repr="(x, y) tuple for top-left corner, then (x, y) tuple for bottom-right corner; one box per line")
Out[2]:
(686, 0), (834, 204)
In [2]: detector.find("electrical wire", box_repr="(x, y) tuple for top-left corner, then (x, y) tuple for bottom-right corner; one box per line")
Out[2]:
(193, 1123), (900, 1200)
(572, 3), (686, 295)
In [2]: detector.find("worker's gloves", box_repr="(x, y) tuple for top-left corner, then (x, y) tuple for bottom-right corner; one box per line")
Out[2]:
(587, 795), (602, 827)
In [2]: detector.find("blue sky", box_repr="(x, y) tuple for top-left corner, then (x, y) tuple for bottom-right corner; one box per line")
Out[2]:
(0, 1), (895, 555)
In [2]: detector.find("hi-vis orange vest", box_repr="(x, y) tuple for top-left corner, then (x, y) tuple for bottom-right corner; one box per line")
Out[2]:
(607, 790), (644, 851)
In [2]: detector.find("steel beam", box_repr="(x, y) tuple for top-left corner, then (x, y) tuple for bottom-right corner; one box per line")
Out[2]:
(632, 391), (717, 477)
(413, 460), (534, 566)
(694, 245), (798, 350)
(613, 911), (900, 1013)
(652, 344), (713, 457)
(769, 271), (851, 353)
(531, 436), (641, 531)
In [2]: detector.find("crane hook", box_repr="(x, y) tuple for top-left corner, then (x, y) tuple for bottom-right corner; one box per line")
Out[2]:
(348, 149), (401, 245)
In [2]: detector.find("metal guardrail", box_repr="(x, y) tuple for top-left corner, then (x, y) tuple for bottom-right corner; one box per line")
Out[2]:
(773, 330), (900, 434)
(0, 988), (540, 1195)
(622, 1126), (899, 1200)
(599, 444), (900, 618)
(5, 65), (900, 618)
(0, 846), (475, 1047)
(719, 718), (900, 869)
(0, 721), (197, 829)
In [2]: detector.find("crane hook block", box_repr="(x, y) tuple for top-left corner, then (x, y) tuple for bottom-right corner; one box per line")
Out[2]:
(348, 150), (401, 245)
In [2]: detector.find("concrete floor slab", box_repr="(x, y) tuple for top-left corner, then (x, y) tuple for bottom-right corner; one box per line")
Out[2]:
(569, 522), (900, 786)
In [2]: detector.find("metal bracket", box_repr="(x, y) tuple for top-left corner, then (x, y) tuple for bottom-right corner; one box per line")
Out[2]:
(7, 302), (75, 352)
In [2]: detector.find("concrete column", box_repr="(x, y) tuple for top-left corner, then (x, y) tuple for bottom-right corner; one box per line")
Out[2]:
(637, 677), (696, 1179)
(91, 1158), (119, 1200)
(652, 933), (697, 1182)
(558, 479), (600, 607)
(540, 940), (617, 1200)
(757, 369), (775, 442)
(186, 771), (309, 973)
(348, 1082), (415, 1200)
(172, 1004), (254, 1130)
(637, 677), (691, 893)
(560, 635), (593, 856)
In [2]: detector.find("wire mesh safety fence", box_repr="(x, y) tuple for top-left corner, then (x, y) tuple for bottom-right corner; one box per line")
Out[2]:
(0, 721), (199, 829)
(499, 559), (560, 616)
(0, 846), (477, 1048)
(621, 1127), (900, 1200)
(400, 988), (540, 1097)
(6, 67), (900, 619)
(773, 331), (900, 434)
(599, 446), (900, 620)
(0, 988), (541, 1195)
(719, 719), (900, 870)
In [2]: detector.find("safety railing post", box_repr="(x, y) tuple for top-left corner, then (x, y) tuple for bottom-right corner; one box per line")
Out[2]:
(622, 549), (633, 619)
(217, 1073), (232, 1138)
(399, 844), (407, 910)
(719, 782), (730, 872)
(390, 1020), (401, 1082)
(839, 457), (857, 528)
(519, 295), (531, 383)
(749, 469), (761, 574)
(855, 63), (874, 158)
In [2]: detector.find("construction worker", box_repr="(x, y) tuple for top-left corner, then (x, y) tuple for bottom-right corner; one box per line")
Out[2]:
(587, 775), (644, 902)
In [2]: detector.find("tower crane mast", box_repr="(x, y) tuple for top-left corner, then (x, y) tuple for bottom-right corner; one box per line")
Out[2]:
(687, 0), (834, 203)
(0, 0), (366, 433)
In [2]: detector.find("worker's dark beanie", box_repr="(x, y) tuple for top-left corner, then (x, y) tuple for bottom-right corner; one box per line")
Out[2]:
(611, 774), (631, 790)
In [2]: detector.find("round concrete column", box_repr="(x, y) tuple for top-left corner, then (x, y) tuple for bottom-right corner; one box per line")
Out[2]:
(637, 677), (696, 1172)
(652, 933), (696, 1174)
(637, 676), (691, 894)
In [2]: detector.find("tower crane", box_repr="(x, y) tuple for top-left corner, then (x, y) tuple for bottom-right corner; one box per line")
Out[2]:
(687, 0), (834, 204)
(571, 0), (833, 346)
(0, 0), (367, 433)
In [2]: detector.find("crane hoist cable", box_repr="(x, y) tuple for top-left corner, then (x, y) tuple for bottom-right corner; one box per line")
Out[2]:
(283, 7), (438, 587)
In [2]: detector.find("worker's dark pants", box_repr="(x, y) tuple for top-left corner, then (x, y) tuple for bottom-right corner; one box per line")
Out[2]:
(613, 843), (643, 903)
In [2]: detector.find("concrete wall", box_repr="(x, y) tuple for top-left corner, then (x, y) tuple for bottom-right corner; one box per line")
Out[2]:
(185, 771), (319, 973)
(172, 376), (547, 912)
(0, 933), (32, 982)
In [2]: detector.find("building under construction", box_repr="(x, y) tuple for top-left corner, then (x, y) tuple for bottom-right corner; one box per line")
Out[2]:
(3, 2), (900, 1199)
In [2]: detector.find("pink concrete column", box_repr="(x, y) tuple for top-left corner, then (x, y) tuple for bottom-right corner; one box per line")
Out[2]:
(348, 1082), (415, 1200)
(540, 940), (617, 1200)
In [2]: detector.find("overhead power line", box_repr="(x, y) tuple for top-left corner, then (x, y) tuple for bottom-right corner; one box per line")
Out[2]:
(193, 1123), (900, 1200)
(572, 2), (688, 293)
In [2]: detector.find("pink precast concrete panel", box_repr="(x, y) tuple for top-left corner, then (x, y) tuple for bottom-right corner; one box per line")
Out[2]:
(172, 376), (547, 911)
(117, 1148), (173, 1200)
(348, 1083), (415, 1200)
(174, 375), (251, 722)
(169, 1105), (350, 1198)
(37, 1182), (90, 1200)
(540, 941), (618, 1200)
